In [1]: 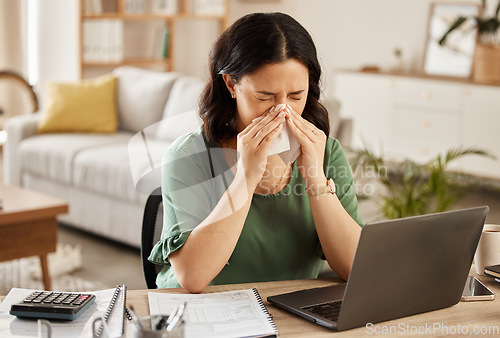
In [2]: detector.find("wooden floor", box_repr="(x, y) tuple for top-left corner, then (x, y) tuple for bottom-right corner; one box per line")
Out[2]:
(57, 223), (145, 290)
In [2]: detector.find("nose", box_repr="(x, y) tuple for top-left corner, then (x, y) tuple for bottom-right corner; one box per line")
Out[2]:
(275, 96), (287, 106)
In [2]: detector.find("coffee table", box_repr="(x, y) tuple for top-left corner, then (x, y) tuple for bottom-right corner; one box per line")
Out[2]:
(0, 185), (68, 290)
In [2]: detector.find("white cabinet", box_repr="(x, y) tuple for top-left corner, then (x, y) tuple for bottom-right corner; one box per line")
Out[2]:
(462, 85), (500, 178)
(334, 71), (392, 155)
(389, 78), (464, 165)
(334, 70), (500, 179)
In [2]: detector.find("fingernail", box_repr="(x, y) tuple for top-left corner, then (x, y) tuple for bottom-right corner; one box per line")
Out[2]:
(278, 110), (285, 117)
(252, 117), (259, 122)
(270, 106), (277, 112)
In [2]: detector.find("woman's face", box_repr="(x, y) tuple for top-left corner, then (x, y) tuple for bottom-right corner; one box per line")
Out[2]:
(224, 59), (309, 132)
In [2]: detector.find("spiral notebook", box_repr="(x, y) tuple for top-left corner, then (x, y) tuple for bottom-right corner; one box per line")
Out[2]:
(93, 285), (129, 338)
(148, 288), (278, 338)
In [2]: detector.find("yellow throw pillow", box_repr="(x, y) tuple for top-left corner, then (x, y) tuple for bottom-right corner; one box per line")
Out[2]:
(37, 74), (118, 133)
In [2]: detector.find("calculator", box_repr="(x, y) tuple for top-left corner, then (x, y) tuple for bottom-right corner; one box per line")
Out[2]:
(10, 291), (96, 320)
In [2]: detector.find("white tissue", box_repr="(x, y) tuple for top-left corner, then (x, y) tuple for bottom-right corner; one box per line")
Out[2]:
(268, 104), (301, 163)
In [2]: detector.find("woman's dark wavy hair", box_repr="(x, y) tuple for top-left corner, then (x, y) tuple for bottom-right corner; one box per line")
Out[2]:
(199, 12), (329, 144)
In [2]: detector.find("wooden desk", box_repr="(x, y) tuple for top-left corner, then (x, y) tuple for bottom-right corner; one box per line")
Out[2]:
(0, 185), (68, 290)
(128, 274), (500, 337)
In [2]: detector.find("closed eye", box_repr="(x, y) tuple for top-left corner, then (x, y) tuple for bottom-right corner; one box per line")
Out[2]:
(255, 89), (306, 101)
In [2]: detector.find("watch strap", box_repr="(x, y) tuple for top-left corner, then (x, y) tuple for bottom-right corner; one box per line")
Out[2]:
(305, 179), (336, 196)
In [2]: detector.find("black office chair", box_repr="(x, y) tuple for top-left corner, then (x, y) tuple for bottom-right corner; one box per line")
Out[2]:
(141, 187), (164, 289)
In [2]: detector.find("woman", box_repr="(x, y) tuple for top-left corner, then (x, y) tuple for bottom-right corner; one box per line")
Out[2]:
(149, 12), (363, 293)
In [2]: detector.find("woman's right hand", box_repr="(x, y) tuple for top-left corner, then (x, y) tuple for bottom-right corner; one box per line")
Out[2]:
(235, 106), (285, 191)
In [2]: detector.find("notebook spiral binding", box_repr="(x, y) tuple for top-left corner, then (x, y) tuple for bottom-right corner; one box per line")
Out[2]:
(252, 288), (278, 335)
(94, 285), (128, 338)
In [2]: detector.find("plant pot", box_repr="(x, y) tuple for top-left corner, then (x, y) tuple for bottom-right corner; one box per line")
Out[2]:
(473, 43), (500, 83)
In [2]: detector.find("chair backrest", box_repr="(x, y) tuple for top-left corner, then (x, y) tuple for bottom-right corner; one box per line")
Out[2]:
(141, 187), (164, 289)
(0, 70), (39, 116)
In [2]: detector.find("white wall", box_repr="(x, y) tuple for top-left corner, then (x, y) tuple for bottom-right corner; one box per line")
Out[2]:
(230, 0), (480, 98)
(32, 0), (79, 109)
(33, 0), (481, 107)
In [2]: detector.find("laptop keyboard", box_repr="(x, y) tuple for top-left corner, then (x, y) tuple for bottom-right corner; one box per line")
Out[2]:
(302, 301), (342, 321)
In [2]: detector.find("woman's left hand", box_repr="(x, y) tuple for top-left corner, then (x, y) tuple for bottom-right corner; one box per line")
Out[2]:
(285, 105), (327, 189)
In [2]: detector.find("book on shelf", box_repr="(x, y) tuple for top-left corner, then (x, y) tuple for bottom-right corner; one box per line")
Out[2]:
(101, 0), (118, 13)
(162, 28), (170, 59)
(152, 0), (179, 15)
(82, 0), (103, 15)
(83, 19), (124, 63)
(124, 0), (146, 14)
(191, 0), (226, 16)
(151, 25), (170, 59)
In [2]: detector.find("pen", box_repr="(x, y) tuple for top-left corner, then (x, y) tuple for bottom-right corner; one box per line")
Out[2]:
(128, 306), (144, 330)
(153, 315), (167, 330)
(166, 301), (187, 332)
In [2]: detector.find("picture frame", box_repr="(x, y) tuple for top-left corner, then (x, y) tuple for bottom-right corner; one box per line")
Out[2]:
(423, 2), (481, 78)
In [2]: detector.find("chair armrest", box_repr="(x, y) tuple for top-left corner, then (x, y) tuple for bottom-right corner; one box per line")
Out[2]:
(3, 113), (40, 185)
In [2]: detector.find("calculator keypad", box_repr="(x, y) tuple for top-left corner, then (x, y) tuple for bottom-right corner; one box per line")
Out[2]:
(22, 291), (91, 306)
(11, 291), (96, 320)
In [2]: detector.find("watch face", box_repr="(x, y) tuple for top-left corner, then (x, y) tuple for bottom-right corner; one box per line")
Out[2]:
(327, 179), (335, 194)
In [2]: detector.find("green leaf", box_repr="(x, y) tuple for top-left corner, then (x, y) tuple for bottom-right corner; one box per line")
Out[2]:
(439, 17), (467, 46)
(350, 145), (493, 219)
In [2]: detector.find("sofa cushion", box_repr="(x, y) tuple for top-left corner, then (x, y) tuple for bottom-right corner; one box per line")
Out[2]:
(155, 109), (203, 143)
(127, 137), (169, 195)
(19, 133), (132, 185)
(155, 76), (205, 142)
(37, 73), (118, 134)
(113, 66), (181, 133)
(73, 138), (168, 202)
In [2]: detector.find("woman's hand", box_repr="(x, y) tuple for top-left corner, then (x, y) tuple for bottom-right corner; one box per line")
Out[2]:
(285, 105), (327, 189)
(236, 106), (286, 190)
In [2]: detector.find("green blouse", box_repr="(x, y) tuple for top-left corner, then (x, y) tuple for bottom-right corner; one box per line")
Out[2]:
(148, 126), (363, 288)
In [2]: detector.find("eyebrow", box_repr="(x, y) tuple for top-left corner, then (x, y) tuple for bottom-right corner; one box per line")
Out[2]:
(256, 89), (306, 96)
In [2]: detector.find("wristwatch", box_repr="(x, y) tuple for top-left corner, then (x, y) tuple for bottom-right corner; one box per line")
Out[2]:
(305, 179), (336, 196)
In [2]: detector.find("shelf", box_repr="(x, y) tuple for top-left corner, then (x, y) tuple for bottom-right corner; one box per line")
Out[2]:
(83, 58), (170, 67)
(339, 69), (500, 87)
(79, 0), (230, 78)
(82, 14), (227, 20)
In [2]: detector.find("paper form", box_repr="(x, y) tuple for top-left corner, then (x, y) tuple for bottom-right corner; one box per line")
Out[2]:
(148, 288), (277, 338)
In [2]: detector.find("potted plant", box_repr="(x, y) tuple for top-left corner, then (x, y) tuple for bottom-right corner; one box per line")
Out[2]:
(349, 146), (495, 220)
(439, 0), (500, 83)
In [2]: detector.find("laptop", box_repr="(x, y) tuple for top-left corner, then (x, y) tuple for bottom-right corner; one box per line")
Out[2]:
(267, 206), (489, 331)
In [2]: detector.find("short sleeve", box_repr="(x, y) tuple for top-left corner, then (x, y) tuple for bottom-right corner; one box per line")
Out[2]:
(148, 132), (232, 267)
